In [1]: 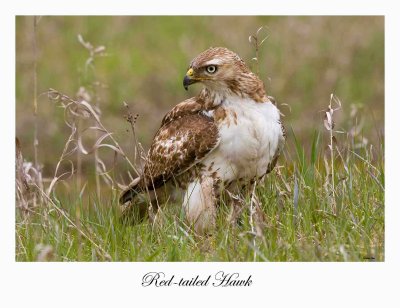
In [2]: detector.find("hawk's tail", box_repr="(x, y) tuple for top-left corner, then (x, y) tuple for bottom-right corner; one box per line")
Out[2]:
(119, 175), (168, 224)
(119, 177), (150, 224)
(119, 177), (143, 205)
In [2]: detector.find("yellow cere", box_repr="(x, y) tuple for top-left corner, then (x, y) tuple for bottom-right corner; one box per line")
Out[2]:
(186, 68), (194, 77)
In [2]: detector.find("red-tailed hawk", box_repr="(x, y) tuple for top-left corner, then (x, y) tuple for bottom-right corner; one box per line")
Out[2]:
(120, 47), (285, 233)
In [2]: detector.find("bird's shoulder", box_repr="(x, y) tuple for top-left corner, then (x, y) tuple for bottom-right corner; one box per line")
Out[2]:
(161, 97), (205, 126)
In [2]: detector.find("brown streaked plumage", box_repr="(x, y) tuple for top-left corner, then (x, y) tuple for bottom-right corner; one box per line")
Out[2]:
(120, 108), (220, 204)
(120, 47), (285, 233)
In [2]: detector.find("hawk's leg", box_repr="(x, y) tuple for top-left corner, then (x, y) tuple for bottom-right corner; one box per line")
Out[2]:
(183, 176), (217, 234)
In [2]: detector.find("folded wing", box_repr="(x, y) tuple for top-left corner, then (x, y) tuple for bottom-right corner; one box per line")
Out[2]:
(120, 99), (219, 204)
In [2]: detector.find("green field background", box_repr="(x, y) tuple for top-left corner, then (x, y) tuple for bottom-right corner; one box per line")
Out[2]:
(16, 16), (384, 176)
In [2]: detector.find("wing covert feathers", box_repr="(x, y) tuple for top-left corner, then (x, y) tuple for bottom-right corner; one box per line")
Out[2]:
(120, 98), (219, 204)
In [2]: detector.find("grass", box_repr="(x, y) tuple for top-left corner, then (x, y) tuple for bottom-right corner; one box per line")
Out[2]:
(16, 121), (384, 261)
(15, 16), (384, 261)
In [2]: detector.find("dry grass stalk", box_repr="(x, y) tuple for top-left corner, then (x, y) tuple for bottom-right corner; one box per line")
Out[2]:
(16, 136), (46, 214)
(248, 26), (269, 76)
(123, 102), (141, 171)
(249, 181), (267, 261)
(47, 88), (138, 192)
(16, 138), (31, 211)
(323, 94), (342, 215)
(77, 35), (107, 196)
(46, 127), (76, 196)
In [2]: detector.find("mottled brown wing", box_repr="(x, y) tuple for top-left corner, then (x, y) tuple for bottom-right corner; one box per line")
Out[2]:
(119, 103), (219, 204)
(160, 98), (203, 126)
(143, 112), (219, 187)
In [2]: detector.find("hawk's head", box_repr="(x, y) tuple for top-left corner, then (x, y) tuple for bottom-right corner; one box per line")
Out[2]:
(183, 47), (249, 90)
(183, 47), (266, 102)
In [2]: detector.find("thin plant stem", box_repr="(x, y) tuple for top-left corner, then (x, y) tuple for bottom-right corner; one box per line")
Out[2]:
(328, 95), (336, 214)
(76, 120), (82, 190)
(250, 181), (257, 262)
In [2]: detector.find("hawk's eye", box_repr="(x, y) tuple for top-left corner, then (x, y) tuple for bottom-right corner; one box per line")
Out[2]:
(205, 65), (217, 74)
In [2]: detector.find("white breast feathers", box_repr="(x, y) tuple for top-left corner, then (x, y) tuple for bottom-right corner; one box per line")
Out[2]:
(202, 97), (284, 183)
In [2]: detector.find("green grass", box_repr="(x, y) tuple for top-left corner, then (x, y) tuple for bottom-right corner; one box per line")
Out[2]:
(16, 132), (384, 262)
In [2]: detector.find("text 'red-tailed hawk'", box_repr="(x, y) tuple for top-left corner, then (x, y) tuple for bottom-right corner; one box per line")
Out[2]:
(120, 47), (285, 233)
